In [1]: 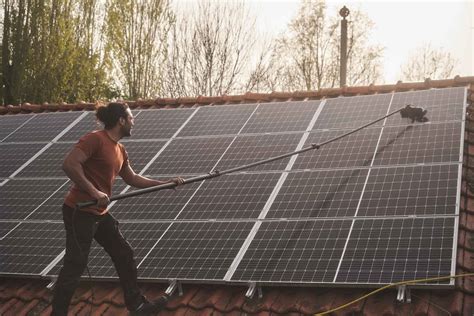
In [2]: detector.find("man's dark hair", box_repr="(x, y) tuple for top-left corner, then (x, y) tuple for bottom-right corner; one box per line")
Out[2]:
(96, 102), (129, 129)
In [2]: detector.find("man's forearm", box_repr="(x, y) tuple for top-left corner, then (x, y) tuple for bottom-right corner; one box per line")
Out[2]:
(129, 174), (170, 188)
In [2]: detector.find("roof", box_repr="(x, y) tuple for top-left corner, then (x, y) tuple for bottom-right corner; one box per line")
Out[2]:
(1, 76), (474, 315)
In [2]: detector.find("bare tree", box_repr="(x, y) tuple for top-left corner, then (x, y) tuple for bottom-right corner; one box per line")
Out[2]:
(246, 0), (383, 92)
(164, 0), (257, 97)
(400, 43), (458, 81)
(106, 0), (174, 99)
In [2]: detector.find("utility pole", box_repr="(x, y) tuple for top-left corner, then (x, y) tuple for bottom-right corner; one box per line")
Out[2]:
(339, 6), (350, 87)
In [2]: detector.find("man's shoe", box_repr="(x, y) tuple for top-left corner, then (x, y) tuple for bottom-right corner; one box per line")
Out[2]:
(130, 295), (168, 315)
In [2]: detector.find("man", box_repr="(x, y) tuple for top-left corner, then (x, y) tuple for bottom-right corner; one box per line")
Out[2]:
(51, 102), (184, 315)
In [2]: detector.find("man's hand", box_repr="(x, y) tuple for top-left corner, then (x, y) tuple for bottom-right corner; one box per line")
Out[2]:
(169, 177), (185, 187)
(91, 190), (110, 209)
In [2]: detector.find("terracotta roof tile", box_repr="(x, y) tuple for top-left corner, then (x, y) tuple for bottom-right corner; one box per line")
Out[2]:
(1, 76), (474, 315)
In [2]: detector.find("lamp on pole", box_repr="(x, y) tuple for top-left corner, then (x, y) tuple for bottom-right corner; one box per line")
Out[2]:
(339, 6), (350, 87)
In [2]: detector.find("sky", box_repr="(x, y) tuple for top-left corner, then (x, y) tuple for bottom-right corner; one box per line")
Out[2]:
(246, 0), (473, 83)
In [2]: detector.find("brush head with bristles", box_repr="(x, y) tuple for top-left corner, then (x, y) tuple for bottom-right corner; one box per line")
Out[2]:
(400, 104), (429, 123)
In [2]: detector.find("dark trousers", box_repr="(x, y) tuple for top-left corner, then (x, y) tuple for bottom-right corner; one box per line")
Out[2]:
(51, 205), (143, 315)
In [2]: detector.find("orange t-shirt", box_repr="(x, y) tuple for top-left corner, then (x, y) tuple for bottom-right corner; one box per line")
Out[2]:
(64, 130), (129, 213)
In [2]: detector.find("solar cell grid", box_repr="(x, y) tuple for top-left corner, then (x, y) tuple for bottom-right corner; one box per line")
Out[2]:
(3, 112), (82, 142)
(17, 143), (71, 178)
(0, 143), (46, 178)
(58, 112), (101, 141)
(145, 136), (234, 176)
(292, 127), (380, 170)
(358, 164), (459, 217)
(386, 87), (465, 125)
(177, 173), (282, 220)
(138, 221), (254, 280)
(335, 217), (455, 284)
(216, 133), (303, 172)
(373, 122), (462, 166)
(122, 140), (166, 172)
(313, 94), (391, 130)
(241, 101), (319, 134)
(0, 179), (68, 220)
(0, 222), (65, 275)
(178, 104), (256, 137)
(128, 109), (194, 140)
(0, 115), (34, 141)
(231, 219), (352, 283)
(267, 168), (369, 219)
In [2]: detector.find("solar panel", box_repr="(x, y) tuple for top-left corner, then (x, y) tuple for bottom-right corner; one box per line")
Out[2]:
(47, 222), (170, 278)
(386, 87), (465, 125)
(177, 173), (282, 220)
(128, 109), (194, 140)
(58, 112), (101, 141)
(0, 86), (465, 289)
(313, 94), (392, 130)
(0, 222), (65, 275)
(267, 169), (369, 219)
(0, 115), (34, 142)
(292, 127), (381, 170)
(3, 112), (82, 142)
(231, 219), (352, 283)
(110, 181), (202, 220)
(373, 122), (463, 166)
(216, 133), (303, 172)
(138, 221), (254, 280)
(145, 136), (234, 176)
(241, 101), (319, 134)
(177, 104), (256, 137)
(122, 141), (167, 172)
(358, 164), (459, 217)
(16, 143), (71, 178)
(335, 217), (455, 284)
(0, 143), (46, 178)
(0, 179), (68, 220)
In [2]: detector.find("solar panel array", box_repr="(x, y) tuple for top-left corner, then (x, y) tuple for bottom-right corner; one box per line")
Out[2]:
(0, 87), (465, 288)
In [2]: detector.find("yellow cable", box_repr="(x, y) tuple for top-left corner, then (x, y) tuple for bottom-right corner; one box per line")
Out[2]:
(315, 273), (474, 316)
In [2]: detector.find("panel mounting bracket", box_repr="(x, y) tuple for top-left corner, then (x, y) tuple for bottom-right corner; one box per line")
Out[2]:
(245, 282), (263, 299)
(46, 277), (57, 291)
(165, 280), (183, 297)
(396, 285), (411, 303)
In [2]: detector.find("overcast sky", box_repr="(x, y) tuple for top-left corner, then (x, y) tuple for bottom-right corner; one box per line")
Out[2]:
(246, 0), (473, 83)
